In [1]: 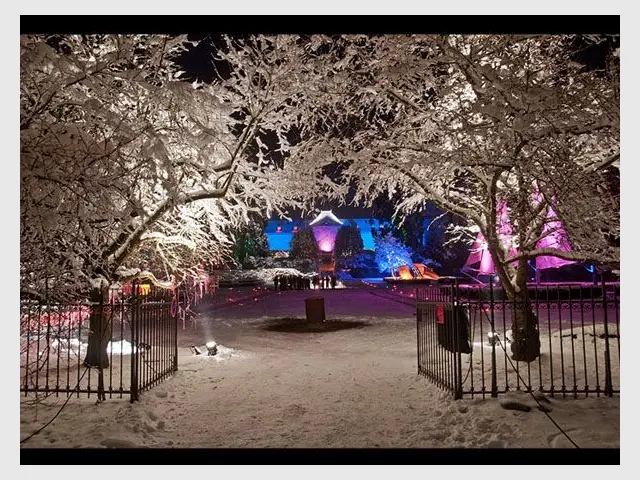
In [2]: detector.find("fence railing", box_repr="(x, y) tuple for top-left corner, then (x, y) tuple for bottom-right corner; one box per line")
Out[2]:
(20, 282), (179, 402)
(417, 279), (620, 399)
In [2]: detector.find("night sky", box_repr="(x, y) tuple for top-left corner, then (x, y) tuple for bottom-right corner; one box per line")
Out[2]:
(174, 34), (619, 221)
(176, 34), (619, 84)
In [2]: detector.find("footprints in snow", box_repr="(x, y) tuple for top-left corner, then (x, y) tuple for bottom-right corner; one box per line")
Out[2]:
(547, 428), (581, 448)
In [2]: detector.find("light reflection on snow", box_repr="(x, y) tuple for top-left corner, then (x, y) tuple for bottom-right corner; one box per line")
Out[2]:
(187, 344), (236, 362)
(49, 339), (143, 355)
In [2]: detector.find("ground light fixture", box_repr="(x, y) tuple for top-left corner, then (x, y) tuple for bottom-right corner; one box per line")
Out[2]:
(206, 341), (218, 356)
(191, 345), (202, 355)
(487, 331), (498, 346)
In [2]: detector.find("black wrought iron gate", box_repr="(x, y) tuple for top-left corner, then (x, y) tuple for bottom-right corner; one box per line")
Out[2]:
(416, 283), (464, 399)
(129, 282), (178, 401)
(20, 282), (179, 402)
(416, 279), (620, 399)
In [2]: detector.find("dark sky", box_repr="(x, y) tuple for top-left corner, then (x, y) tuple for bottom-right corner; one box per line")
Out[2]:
(176, 34), (619, 83)
(177, 34), (224, 83)
(174, 34), (618, 220)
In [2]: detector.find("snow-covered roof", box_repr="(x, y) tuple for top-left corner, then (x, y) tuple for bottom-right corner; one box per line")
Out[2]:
(309, 210), (344, 227)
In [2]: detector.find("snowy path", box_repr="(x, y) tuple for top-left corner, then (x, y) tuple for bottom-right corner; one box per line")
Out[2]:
(20, 289), (619, 448)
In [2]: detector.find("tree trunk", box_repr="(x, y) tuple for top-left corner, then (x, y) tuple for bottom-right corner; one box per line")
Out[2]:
(506, 258), (540, 362)
(509, 287), (541, 362)
(489, 242), (541, 362)
(83, 284), (110, 369)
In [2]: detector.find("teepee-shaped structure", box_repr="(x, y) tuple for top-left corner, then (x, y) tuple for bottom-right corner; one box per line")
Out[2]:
(463, 232), (496, 275)
(535, 203), (575, 270)
(463, 196), (575, 281)
(463, 201), (516, 277)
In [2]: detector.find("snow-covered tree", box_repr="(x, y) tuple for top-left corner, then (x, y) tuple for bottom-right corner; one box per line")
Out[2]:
(20, 34), (320, 301)
(374, 232), (413, 277)
(290, 227), (318, 260)
(20, 34), (335, 374)
(287, 34), (619, 361)
(334, 221), (364, 267)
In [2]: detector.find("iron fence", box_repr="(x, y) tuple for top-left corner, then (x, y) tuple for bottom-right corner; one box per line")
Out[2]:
(416, 279), (620, 399)
(20, 282), (178, 402)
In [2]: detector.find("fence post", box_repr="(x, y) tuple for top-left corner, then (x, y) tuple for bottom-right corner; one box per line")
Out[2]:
(416, 288), (420, 375)
(130, 280), (139, 403)
(601, 278), (613, 397)
(489, 276), (498, 398)
(97, 291), (105, 402)
(453, 278), (463, 399)
(173, 287), (179, 373)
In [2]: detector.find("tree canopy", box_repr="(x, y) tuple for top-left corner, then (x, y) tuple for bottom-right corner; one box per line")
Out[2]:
(290, 227), (318, 260)
(334, 221), (364, 264)
(286, 34), (619, 293)
(20, 33), (620, 318)
(20, 34), (319, 299)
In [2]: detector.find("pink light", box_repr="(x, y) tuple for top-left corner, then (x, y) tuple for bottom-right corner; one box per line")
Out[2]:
(466, 232), (496, 274)
(532, 192), (575, 270)
(312, 226), (339, 253)
(319, 240), (333, 252)
(536, 204), (574, 270)
(478, 238), (496, 275)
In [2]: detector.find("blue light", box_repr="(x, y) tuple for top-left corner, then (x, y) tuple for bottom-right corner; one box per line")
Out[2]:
(265, 217), (382, 252)
(267, 233), (293, 251)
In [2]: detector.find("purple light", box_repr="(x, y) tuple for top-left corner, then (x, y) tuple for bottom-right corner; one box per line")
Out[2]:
(536, 204), (574, 270)
(478, 237), (496, 275)
(465, 232), (496, 275)
(464, 201), (517, 275)
(532, 193), (575, 270)
(312, 226), (339, 253)
(319, 240), (333, 252)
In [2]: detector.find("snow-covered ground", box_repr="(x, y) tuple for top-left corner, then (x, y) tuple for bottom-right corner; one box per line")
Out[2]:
(20, 290), (619, 449)
(457, 324), (620, 397)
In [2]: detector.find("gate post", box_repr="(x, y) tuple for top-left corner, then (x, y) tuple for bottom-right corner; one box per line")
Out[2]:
(130, 280), (139, 403)
(489, 276), (498, 398)
(453, 279), (463, 399)
(97, 291), (106, 402)
(173, 288), (179, 373)
(601, 278), (613, 397)
(416, 293), (420, 375)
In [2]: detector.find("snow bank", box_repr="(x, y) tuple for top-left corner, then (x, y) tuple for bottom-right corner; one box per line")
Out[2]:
(221, 268), (315, 286)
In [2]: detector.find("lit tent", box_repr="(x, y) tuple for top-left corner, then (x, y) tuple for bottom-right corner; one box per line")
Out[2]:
(463, 199), (574, 280)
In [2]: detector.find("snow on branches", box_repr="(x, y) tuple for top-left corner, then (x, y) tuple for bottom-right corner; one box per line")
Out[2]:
(287, 34), (619, 296)
(20, 34), (317, 300)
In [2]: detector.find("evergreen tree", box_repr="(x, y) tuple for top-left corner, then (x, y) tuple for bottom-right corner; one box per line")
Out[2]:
(290, 227), (318, 260)
(334, 221), (364, 267)
(232, 217), (269, 265)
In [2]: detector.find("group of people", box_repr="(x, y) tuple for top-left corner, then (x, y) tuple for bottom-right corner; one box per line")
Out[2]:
(273, 274), (311, 291)
(312, 274), (337, 290)
(272, 273), (338, 291)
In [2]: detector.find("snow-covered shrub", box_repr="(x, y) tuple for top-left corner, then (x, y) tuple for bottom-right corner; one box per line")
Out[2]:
(374, 233), (413, 276)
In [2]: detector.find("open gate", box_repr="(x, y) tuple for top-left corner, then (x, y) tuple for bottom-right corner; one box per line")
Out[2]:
(416, 282), (468, 399)
(20, 281), (179, 402)
(417, 278), (620, 399)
